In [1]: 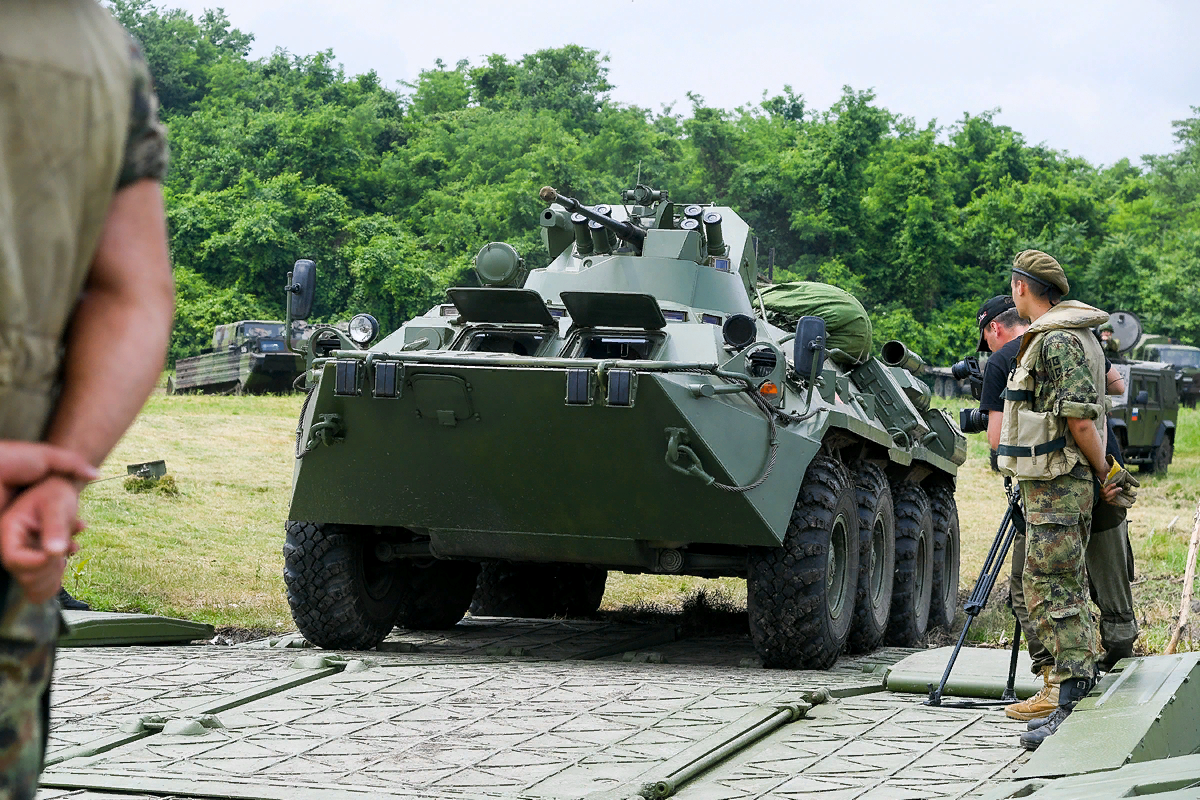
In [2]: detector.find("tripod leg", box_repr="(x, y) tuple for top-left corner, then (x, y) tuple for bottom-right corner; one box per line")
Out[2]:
(1001, 615), (1021, 703)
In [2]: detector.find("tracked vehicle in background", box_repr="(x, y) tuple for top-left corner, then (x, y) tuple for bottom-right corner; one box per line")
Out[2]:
(281, 185), (966, 668)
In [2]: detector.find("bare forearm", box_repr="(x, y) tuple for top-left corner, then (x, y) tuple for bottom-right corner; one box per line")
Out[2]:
(1067, 417), (1107, 478)
(43, 181), (173, 465)
(987, 409), (1003, 451)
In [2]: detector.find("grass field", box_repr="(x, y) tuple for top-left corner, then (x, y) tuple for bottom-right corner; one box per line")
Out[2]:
(73, 390), (1200, 654)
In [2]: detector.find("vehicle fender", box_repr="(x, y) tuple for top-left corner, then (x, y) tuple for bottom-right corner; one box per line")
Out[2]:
(1154, 420), (1175, 448)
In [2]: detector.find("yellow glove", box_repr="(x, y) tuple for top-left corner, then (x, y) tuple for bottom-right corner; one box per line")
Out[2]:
(1103, 454), (1139, 509)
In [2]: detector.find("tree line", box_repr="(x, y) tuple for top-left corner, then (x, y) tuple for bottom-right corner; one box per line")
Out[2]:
(111, 1), (1200, 365)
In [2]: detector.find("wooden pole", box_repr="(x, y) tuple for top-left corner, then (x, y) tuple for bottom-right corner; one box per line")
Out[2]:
(1165, 498), (1200, 655)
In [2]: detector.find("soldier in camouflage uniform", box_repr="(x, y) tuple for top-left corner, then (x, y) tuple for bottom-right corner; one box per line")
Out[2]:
(997, 251), (1129, 750)
(0, 2), (172, 796)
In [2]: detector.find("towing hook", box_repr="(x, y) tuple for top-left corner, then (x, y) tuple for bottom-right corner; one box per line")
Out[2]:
(302, 414), (344, 454)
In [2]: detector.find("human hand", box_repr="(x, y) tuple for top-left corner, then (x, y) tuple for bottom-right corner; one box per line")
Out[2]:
(1102, 454), (1139, 509)
(0, 441), (98, 509)
(0, 476), (85, 603)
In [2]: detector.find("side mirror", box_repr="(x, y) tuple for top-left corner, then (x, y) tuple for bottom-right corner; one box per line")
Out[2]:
(288, 259), (316, 320)
(793, 316), (827, 378)
(1135, 390), (1149, 405)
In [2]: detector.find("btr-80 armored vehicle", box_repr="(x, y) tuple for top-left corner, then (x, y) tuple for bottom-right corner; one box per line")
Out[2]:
(282, 186), (966, 669)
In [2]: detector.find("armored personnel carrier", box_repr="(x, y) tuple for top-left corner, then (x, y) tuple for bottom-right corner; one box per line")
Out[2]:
(281, 186), (966, 669)
(169, 320), (303, 395)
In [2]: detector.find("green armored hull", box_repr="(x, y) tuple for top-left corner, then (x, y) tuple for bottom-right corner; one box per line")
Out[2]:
(283, 186), (967, 668)
(169, 320), (303, 395)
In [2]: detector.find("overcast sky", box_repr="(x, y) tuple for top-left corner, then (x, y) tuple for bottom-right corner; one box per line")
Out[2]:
(165, 0), (1198, 167)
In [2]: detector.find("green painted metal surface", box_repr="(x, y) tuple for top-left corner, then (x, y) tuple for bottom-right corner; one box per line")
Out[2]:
(885, 645), (1043, 700)
(978, 752), (1200, 799)
(1015, 653), (1200, 780)
(59, 611), (215, 647)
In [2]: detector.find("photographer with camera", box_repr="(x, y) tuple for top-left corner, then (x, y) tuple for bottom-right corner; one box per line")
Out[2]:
(964, 292), (1138, 732)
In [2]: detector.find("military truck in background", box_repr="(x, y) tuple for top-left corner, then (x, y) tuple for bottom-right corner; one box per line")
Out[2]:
(1131, 337), (1200, 409)
(168, 320), (304, 395)
(1109, 360), (1178, 474)
(1107, 310), (1200, 409)
(1102, 311), (1180, 473)
(279, 185), (967, 671)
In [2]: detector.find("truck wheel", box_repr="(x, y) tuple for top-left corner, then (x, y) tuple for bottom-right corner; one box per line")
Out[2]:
(1149, 438), (1173, 475)
(885, 483), (934, 646)
(395, 559), (480, 630)
(928, 483), (961, 632)
(748, 456), (860, 669)
(283, 521), (406, 650)
(846, 462), (895, 654)
(470, 563), (607, 618)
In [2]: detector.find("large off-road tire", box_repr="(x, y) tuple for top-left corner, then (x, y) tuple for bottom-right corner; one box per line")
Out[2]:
(283, 521), (407, 650)
(928, 483), (962, 632)
(470, 563), (608, 619)
(748, 456), (860, 669)
(846, 461), (895, 654)
(885, 483), (934, 647)
(396, 559), (481, 630)
(1148, 437), (1173, 475)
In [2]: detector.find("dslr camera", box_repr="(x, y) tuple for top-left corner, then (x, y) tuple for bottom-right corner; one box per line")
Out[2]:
(952, 356), (989, 434)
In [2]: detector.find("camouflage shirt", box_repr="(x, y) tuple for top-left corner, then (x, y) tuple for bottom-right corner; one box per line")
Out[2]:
(1031, 330), (1101, 480)
(117, 36), (168, 188)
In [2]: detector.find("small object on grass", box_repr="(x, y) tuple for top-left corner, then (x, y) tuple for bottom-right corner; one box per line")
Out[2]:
(127, 460), (166, 479)
(1165, 498), (1200, 656)
(123, 473), (178, 496)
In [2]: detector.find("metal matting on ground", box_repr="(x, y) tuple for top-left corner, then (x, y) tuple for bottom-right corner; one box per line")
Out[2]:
(39, 619), (1048, 800)
(672, 690), (1030, 800)
(240, 616), (681, 662)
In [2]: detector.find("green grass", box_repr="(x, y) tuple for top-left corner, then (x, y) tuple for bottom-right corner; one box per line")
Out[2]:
(71, 392), (1200, 655)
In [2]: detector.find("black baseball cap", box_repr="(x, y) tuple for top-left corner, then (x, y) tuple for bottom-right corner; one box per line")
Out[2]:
(976, 295), (1015, 353)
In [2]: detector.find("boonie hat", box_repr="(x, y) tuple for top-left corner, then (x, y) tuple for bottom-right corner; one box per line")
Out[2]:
(1011, 249), (1069, 295)
(975, 295), (1016, 353)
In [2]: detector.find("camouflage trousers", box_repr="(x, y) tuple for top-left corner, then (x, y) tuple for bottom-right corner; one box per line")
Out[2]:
(1011, 516), (1138, 675)
(0, 577), (59, 800)
(1019, 472), (1097, 682)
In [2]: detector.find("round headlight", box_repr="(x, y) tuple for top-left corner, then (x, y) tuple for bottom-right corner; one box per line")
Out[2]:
(348, 314), (379, 346)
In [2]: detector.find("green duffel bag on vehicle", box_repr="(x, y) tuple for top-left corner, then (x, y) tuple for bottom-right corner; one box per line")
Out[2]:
(760, 281), (873, 365)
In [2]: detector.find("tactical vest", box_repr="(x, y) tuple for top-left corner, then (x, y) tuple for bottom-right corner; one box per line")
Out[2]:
(997, 301), (1110, 481)
(0, 0), (132, 442)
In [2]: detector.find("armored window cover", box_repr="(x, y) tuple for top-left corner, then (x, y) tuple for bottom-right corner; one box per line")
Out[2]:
(560, 291), (667, 330)
(445, 288), (556, 327)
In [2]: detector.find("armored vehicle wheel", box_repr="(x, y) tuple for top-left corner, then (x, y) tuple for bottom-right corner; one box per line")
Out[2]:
(1149, 437), (1173, 475)
(846, 462), (895, 654)
(928, 484), (961, 632)
(885, 483), (934, 646)
(395, 559), (481, 630)
(470, 563), (607, 619)
(748, 456), (859, 669)
(283, 521), (407, 650)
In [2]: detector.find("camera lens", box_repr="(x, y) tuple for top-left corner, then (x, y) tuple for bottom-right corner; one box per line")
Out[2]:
(951, 359), (973, 381)
(958, 407), (989, 434)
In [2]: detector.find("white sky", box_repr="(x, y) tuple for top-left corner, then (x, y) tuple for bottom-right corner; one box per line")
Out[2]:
(165, 0), (1199, 167)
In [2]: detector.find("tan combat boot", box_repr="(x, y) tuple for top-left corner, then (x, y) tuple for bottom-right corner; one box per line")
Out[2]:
(1005, 667), (1060, 721)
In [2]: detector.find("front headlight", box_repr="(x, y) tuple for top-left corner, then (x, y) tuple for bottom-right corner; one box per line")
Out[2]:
(348, 314), (380, 347)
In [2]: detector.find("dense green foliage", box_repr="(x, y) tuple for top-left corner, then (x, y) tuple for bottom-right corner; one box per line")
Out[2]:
(113, 2), (1199, 364)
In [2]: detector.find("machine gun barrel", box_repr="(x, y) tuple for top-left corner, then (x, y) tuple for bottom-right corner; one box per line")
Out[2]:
(540, 186), (646, 249)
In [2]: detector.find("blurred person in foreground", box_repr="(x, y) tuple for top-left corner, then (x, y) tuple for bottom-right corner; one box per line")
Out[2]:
(0, 1), (172, 796)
